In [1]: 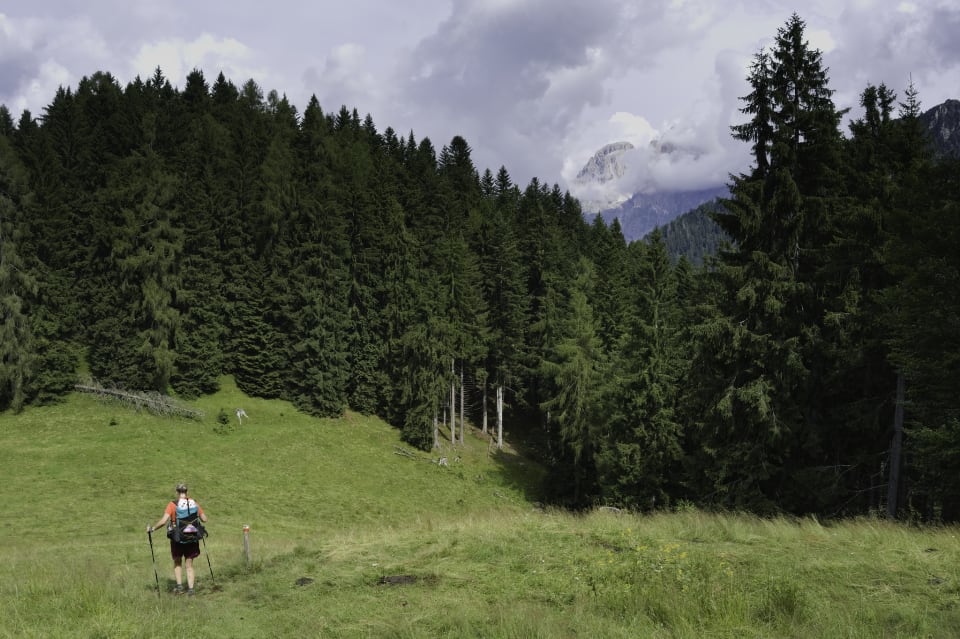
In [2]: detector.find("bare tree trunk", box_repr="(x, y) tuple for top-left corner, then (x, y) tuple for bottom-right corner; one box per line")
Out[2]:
(482, 382), (488, 434)
(433, 408), (439, 449)
(450, 359), (456, 446)
(459, 365), (465, 445)
(496, 385), (504, 450)
(887, 373), (905, 519)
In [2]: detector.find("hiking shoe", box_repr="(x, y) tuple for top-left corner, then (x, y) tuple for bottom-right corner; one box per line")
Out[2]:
(187, 589), (196, 597)
(173, 585), (184, 595)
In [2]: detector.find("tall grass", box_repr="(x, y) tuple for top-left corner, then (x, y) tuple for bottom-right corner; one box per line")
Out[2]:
(3, 378), (959, 637)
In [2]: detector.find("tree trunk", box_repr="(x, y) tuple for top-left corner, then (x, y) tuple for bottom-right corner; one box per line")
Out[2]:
(433, 408), (439, 449)
(450, 359), (456, 446)
(887, 373), (905, 519)
(482, 382), (488, 434)
(496, 385), (504, 450)
(459, 365), (465, 445)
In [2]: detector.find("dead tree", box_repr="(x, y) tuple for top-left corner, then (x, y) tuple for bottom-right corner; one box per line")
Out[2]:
(75, 381), (204, 420)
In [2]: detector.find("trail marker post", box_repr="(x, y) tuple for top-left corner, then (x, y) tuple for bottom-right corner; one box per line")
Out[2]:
(243, 524), (251, 565)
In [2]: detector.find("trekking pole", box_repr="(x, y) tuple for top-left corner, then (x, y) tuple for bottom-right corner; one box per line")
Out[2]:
(201, 535), (216, 583)
(147, 529), (161, 598)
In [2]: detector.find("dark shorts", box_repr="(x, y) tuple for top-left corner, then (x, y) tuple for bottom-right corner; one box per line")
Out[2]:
(170, 541), (201, 560)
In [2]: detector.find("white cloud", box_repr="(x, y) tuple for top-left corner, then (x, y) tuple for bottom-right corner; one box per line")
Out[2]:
(299, 43), (383, 113)
(1, 0), (957, 197)
(807, 29), (837, 53)
(8, 60), (71, 117)
(610, 112), (659, 146)
(130, 34), (260, 89)
(0, 12), (108, 116)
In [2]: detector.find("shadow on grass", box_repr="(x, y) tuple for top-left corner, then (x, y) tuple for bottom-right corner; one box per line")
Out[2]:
(486, 446), (547, 504)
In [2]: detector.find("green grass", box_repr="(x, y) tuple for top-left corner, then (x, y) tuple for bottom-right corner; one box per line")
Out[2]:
(3, 378), (959, 638)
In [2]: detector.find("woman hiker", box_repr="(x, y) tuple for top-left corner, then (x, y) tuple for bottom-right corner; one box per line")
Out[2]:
(148, 483), (208, 595)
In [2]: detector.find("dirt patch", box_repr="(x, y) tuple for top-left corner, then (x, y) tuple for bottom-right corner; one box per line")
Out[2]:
(376, 574), (440, 587)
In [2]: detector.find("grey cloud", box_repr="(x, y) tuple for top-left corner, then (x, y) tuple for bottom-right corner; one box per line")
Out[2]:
(827, 2), (960, 111)
(394, 0), (638, 183)
(5, 0), (957, 195)
(394, 0), (751, 185)
(924, 6), (960, 66)
(0, 56), (35, 107)
(407, 1), (622, 102)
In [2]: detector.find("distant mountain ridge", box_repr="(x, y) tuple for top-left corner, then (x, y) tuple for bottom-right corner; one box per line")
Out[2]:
(597, 186), (728, 243)
(575, 98), (959, 246)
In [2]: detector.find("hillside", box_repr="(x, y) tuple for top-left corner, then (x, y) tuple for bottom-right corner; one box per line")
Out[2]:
(2, 385), (959, 638)
(599, 186), (728, 243)
(655, 198), (729, 264)
(3, 18), (960, 526)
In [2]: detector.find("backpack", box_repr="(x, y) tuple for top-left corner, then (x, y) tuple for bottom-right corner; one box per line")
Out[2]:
(166, 499), (208, 544)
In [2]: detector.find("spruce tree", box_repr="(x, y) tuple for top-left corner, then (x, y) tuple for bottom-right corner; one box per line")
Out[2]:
(283, 95), (351, 417)
(0, 137), (38, 412)
(91, 138), (182, 391)
(437, 136), (490, 404)
(597, 231), (684, 509)
(540, 257), (604, 504)
(881, 86), (960, 517)
(586, 215), (629, 353)
(475, 167), (528, 433)
(693, 13), (845, 511)
(169, 74), (230, 398)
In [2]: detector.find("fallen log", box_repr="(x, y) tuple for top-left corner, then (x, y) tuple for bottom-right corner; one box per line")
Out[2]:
(75, 382), (204, 420)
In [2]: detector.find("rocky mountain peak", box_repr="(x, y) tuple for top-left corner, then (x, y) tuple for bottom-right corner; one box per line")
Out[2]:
(574, 141), (634, 183)
(571, 141), (635, 213)
(921, 99), (960, 158)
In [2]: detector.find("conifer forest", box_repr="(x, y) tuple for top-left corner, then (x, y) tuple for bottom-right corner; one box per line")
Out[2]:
(2, 15), (958, 519)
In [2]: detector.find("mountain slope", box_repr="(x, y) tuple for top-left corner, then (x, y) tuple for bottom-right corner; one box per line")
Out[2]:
(922, 98), (960, 158)
(599, 186), (728, 243)
(658, 199), (729, 265)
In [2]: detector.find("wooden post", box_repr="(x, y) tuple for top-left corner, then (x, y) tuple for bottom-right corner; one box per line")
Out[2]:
(243, 524), (251, 565)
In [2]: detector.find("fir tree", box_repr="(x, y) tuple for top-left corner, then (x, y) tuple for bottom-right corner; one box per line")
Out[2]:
(0, 137), (38, 412)
(169, 83), (231, 397)
(597, 231), (684, 509)
(694, 13), (846, 512)
(540, 257), (604, 504)
(93, 134), (182, 391)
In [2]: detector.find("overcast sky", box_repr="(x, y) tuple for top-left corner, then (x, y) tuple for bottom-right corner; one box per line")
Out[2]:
(2, 1), (958, 199)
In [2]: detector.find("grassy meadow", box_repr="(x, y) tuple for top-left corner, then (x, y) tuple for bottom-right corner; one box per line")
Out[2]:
(2, 378), (960, 638)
